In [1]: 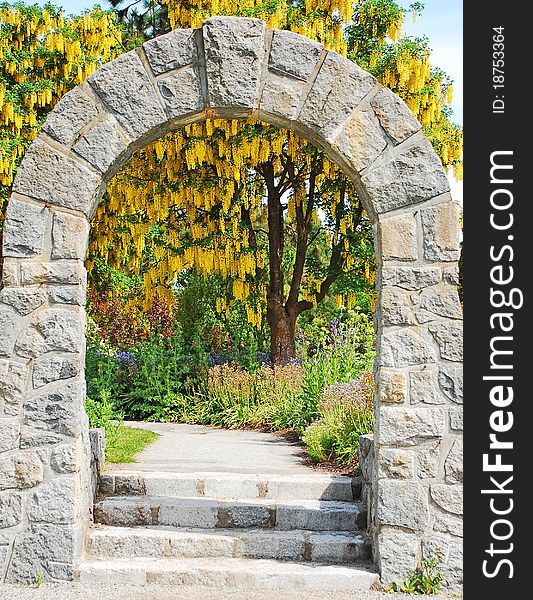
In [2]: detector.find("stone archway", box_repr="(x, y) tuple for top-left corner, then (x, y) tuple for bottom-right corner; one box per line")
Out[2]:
(0, 16), (463, 586)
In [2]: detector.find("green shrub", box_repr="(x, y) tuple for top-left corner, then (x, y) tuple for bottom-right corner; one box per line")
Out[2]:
(386, 557), (445, 595)
(303, 371), (374, 465)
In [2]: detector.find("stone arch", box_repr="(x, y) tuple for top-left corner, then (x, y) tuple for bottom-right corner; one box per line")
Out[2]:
(0, 17), (463, 586)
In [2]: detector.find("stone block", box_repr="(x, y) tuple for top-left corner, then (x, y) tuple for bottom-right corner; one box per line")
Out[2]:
(143, 28), (198, 76)
(332, 105), (388, 172)
(378, 448), (415, 479)
(421, 201), (461, 261)
(430, 484), (463, 515)
(0, 492), (23, 528)
(0, 360), (29, 405)
(417, 443), (441, 479)
(449, 407), (463, 431)
(217, 503), (272, 528)
(379, 406), (445, 446)
(42, 87), (98, 146)
(418, 289), (462, 320)
(370, 87), (421, 144)
(0, 287), (46, 316)
(12, 138), (101, 217)
(23, 380), (84, 437)
(438, 366), (463, 403)
(73, 117), (130, 174)
(0, 419), (19, 453)
(299, 51), (375, 139)
(51, 211), (90, 260)
(377, 480), (429, 531)
(409, 368), (446, 405)
(239, 531), (303, 561)
(0, 452), (44, 490)
(275, 502), (359, 531)
(48, 285), (86, 306)
(1, 260), (19, 287)
(33, 356), (79, 388)
(159, 499), (218, 528)
(203, 17), (266, 109)
(377, 369), (406, 404)
(381, 265), (441, 290)
(379, 213), (418, 261)
(268, 30), (323, 81)
(2, 196), (48, 257)
(20, 262), (86, 286)
(0, 307), (22, 357)
(260, 74), (303, 121)
(88, 51), (166, 139)
(362, 138), (450, 214)
(380, 288), (416, 326)
(428, 321), (463, 362)
(379, 328), (435, 368)
(377, 529), (418, 584)
(433, 509), (463, 537)
(27, 476), (76, 524)
(445, 440), (463, 484)
(50, 444), (77, 474)
(158, 66), (205, 118)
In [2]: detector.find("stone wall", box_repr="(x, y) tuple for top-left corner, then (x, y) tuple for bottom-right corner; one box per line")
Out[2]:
(0, 17), (462, 588)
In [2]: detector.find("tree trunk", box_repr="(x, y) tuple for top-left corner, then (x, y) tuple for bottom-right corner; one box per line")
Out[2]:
(267, 299), (297, 364)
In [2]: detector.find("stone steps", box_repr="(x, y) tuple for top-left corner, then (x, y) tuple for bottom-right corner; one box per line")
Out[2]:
(94, 495), (366, 532)
(77, 556), (379, 590)
(100, 470), (357, 501)
(88, 525), (371, 563)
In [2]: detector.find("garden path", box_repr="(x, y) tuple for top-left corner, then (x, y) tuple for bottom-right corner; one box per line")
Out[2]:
(112, 422), (314, 474)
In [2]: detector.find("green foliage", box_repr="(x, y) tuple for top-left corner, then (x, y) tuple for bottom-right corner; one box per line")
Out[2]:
(386, 557), (445, 595)
(105, 426), (159, 463)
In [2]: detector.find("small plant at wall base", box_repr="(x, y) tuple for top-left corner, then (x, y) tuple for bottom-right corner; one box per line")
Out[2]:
(386, 557), (445, 595)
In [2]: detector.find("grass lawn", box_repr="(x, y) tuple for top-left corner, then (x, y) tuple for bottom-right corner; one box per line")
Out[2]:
(105, 425), (159, 463)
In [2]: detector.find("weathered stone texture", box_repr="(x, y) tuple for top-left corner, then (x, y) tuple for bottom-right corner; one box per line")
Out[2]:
(158, 66), (204, 118)
(430, 484), (463, 515)
(0, 287), (46, 316)
(12, 138), (101, 217)
(377, 529), (418, 584)
(0, 492), (23, 528)
(379, 213), (418, 261)
(51, 212), (90, 260)
(50, 445), (77, 474)
(27, 476), (76, 524)
(2, 197), (48, 257)
(260, 75), (302, 120)
(377, 480), (429, 531)
(20, 262), (86, 286)
(421, 201), (461, 261)
(362, 138), (450, 214)
(0, 420), (19, 453)
(203, 17), (266, 109)
(300, 52), (375, 138)
(445, 440), (463, 484)
(33, 357), (79, 389)
(88, 51), (166, 139)
(417, 289), (462, 320)
(438, 366), (463, 403)
(379, 329), (435, 368)
(42, 87), (98, 146)
(73, 117), (129, 174)
(378, 448), (415, 479)
(449, 407), (463, 431)
(376, 369), (406, 404)
(379, 406), (445, 446)
(0, 307), (21, 357)
(0, 361), (29, 406)
(370, 87), (421, 144)
(269, 30), (323, 81)
(380, 288), (415, 326)
(48, 286), (86, 306)
(417, 444), (441, 479)
(409, 369), (445, 405)
(382, 265), (441, 290)
(428, 321), (463, 362)
(143, 28), (198, 75)
(0, 453), (43, 490)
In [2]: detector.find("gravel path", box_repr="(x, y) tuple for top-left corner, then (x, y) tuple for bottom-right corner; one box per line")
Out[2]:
(0, 583), (452, 600)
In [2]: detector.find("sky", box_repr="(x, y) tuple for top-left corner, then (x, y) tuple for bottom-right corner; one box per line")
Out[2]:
(33, 0), (463, 200)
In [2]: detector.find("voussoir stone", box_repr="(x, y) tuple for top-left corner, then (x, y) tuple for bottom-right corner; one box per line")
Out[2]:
(88, 51), (166, 139)
(299, 51), (375, 139)
(143, 28), (199, 76)
(379, 213), (418, 261)
(379, 406), (446, 446)
(158, 66), (205, 118)
(377, 480), (429, 531)
(0, 287), (46, 316)
(0, 306), (22, 357)
(51, 211), (90, 260)
(362, 137), (450, 214)
(428, 321), (463, 362)
(260, 74), (303, 120)
(0, 419), (19, 453)
(268, 30), (323, 81)
(421, 201), (461, 261)
(73, 116), (130, 174)
(12, 138), (101, 217)
(332, 105), (388, 172)
(430, 484), (463, 515)
(2, 196), (48, 257)
(379, 328), (435, 367)
(203, 17), (266, 109)
(42, 87), (98, 146)
(23, 380), (84, 437)
(33, 357), (79, 388)
(0, 360), (29, 405)
(370, 87), (421, 144)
